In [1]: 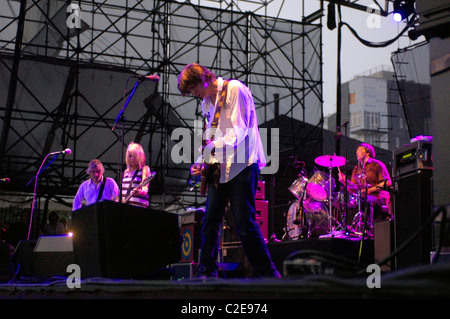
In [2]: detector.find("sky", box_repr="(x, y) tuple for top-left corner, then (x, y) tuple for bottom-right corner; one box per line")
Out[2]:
(194, 0), (424, 117)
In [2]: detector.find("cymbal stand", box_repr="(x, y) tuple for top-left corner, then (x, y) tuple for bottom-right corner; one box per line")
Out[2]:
(326, 163), (344, 233)
(352, 163), (369, 236)
(328, 164), (333, 233)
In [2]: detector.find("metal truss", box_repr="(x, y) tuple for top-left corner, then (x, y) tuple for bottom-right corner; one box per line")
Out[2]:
(0, 0), (323, 221)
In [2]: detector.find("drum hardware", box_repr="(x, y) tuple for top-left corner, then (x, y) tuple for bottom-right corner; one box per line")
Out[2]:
(283, 201), (302, 240)
(346, 164), (374, 238)
(293, 183), (307, 226)
(314, 155), (346, 234)
(285, 153), (380, 240)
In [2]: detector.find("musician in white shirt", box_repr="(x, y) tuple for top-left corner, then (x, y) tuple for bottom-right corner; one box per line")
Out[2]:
(178, 63), (280, 278)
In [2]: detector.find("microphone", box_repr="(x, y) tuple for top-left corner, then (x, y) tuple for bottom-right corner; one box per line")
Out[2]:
(334, 128), (342, 140)
(334, 121), (349, 140)
(0, 178), (10, 183)
(49, 148), (72, 156)
(132, 74), (160, 82)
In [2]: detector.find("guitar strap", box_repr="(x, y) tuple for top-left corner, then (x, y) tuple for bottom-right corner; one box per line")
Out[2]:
(96, 176), (106, 202)
(210, 80), (228, 131)
(204, 80), (228, 189)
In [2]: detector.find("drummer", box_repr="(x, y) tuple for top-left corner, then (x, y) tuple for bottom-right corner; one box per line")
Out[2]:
(338, 143), (392, 220)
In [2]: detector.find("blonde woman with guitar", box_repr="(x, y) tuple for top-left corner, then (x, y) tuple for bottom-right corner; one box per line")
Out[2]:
(121, 142), (153, 208)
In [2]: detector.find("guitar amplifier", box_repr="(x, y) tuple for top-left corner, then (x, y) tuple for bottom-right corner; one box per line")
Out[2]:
(222, 199), (269, 243)
(179, 210), (203, 263)
(256, 200), (269, 239)
(393, 140), (433, 177)
(256, 181), (265, 200)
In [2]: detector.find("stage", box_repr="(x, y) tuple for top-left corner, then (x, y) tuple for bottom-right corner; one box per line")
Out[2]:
(1, 236), (449, 301)
(0, 264), (449, 301)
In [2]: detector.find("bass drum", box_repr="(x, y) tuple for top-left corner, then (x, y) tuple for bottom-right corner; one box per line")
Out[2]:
(303, 198), (329, 237)
(285, 201), (302, 240)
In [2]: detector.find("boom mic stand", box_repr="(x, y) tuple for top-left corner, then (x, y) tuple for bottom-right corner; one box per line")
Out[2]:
(112, 77), (145, 203)
(25, 154), (59, 240)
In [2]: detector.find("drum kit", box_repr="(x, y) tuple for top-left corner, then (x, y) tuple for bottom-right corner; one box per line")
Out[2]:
(284, 154), (371, 240)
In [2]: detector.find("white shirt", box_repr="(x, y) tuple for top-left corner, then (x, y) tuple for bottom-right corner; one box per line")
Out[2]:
(72, 176), (119, 211)
(201, 77), (266, 183)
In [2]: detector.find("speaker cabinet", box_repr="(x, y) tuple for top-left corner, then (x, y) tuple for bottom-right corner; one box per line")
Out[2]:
(374, 220), (394, 271)
(71, 201), (180, 279)
(179, 210), (203, 263)
(394, 170), (433, 269)
(256, 200), (269, 239)
(33, 236), (74, 278)
(222, 199), (269, 244)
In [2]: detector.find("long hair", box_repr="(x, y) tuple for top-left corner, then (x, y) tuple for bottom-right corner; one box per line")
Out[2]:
(126, 142), (146, 169)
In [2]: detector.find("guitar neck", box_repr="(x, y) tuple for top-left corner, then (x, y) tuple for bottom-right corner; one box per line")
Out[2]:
(123, 172), (156, 203)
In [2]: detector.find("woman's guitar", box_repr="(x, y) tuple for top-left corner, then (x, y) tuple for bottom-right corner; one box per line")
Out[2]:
(123, 171), (157, 203)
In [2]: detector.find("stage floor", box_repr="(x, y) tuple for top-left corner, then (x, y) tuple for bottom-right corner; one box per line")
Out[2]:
(1, 237), (449, 301)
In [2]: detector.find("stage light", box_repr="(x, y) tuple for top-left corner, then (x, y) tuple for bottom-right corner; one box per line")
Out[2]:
(392, 0), (415, 23)
(393, 12), (403, 22)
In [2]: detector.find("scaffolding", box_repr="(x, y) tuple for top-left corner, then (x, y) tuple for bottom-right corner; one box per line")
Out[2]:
(0, 0), (323, 236)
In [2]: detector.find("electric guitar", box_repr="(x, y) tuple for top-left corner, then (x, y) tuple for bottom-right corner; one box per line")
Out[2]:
(199, 150), (219, 196)
(123, 171), (157, 203)
(199, 81), (229, 196)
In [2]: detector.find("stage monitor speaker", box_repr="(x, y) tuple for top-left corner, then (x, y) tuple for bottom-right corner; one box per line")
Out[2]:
(394, 170), (433, 269)
(71, 201), (181, 279)
(33, 236), (74, 278)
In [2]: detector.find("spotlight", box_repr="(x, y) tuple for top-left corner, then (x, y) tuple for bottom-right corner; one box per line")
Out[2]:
(393, 12), (403, 22)
(392, 0), (415, 23)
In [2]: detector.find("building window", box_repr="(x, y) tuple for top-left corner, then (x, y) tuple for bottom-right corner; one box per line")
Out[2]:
(350, 111), (361, 128)
(365, 111), (380, 130)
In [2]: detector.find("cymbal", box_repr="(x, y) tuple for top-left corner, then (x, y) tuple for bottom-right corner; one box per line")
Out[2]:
(314, 155), (346, 167)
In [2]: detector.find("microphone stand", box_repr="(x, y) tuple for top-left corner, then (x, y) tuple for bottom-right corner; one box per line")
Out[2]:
(112, 77), (145, 202)
(26, 154), (59, 240)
